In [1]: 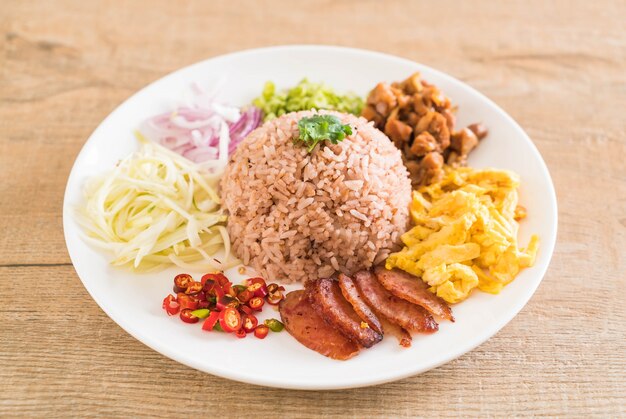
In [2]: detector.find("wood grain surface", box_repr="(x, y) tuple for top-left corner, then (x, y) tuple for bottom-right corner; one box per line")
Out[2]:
(1, 0), (625, 417)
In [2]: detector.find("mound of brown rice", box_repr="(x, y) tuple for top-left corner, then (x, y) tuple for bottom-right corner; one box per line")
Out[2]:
(220, 110), (411, 283)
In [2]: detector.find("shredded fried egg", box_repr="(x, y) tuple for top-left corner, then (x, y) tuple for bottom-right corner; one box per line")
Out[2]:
(386, 167), (539, 303)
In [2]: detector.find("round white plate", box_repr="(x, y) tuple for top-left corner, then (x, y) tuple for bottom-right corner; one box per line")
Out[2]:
(63, 45), (557, 390)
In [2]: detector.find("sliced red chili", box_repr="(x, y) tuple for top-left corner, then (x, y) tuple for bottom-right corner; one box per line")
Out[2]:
(201, 272), (229, 288)
(266, 283), (280, 293)
(185, 281), (203, 295)
(224, 284), (237, 297)
(248, 277), (267, 287)
(162, 294), (174, 309)
(213, 284), (225, 300)
(177, 293), (199, 311)
(232, 284), (247, 295)
(254, 325), (269, 339)
(266, 294), (284, 305)
(266, 284), (285, 305)
(196, 300), (210, 309)
(162, 294), (180, 316)
(173, 273), (194, 293)
(202, 311), (221, 331)
(237, 289), (253, 304)
(242, 314), (258, 333)
(219, 308), (242, 333)
(191, 291), (207, 302)
(248, 297), (265, 311)
(247, 277), (268, 298)
(240, 305), (253, 316)
(202, 279), (215, 294)
(180, 308), (199, 324)
(234, 328), (247, 339)
(216, 295), (239, 311)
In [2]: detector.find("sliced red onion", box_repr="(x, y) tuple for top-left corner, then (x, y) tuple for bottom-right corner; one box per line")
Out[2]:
(183, 147), (219, 162)
(228, 113), (247, 135)
(228, 107), (261, 153)
(138, 85), (262, 163)
(161, 135), (190, 149)
(212, 103), (241, 123)
(171, 143), (195, 155)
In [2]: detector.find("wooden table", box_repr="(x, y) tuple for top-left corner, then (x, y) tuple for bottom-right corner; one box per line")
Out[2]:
(1, 0), (624, 417)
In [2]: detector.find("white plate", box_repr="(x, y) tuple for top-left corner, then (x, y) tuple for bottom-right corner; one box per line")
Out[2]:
(63, 46), (557, 390)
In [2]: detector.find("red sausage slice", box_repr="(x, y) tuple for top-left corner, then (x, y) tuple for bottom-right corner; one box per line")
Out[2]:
(308, 278), (382, 348)
(353, 270), (438, 333)
(337, 273), (383, 334)
(378, 315), (412, 348)
(374, 267), (454, 322)
(279, 290), (360, 360)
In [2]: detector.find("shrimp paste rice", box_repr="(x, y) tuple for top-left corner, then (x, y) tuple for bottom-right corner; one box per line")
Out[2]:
(221, 110), (411, 283)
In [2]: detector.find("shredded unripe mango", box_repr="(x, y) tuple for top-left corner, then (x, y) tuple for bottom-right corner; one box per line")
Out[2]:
(76, 134), (238, 272)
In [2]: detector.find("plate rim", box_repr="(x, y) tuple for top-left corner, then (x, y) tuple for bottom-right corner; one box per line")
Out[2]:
(63, 44), (558, 390)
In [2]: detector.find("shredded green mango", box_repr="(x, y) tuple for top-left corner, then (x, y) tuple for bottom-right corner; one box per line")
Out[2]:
(75, 134), (239, 272)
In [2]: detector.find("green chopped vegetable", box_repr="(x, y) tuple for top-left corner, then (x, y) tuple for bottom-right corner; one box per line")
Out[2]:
(253, 79), (364, 121)
(296, 115), (353, 152)
(264, 318), (285, 332)
(190, 309), (210, 319)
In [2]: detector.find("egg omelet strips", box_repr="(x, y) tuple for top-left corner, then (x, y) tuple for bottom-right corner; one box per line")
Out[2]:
(386, 167), (539, 304)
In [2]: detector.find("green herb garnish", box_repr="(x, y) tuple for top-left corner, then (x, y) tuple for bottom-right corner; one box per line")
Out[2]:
(264, 318), (285, 332)
(296, 115), (353, 152)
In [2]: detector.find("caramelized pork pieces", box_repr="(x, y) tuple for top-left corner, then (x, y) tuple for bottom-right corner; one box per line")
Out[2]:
(362, 73), (488, 186)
